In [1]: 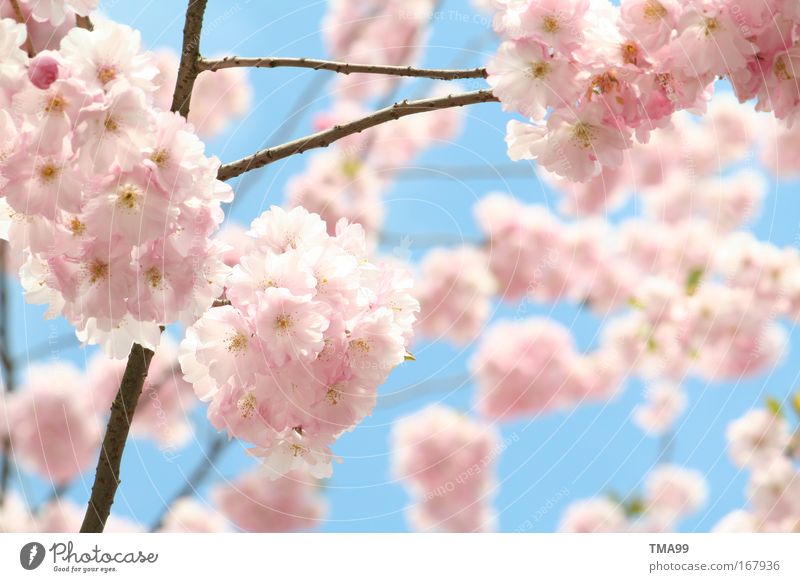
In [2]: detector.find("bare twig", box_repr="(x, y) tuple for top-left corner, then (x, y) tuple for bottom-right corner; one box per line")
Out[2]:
(217, 90), (499, 181)
(199, 56), (487, 81)
(376, 373), (472, 411)
(379, 231), (485, 248)
(8, 0), (35, 57)
(171, 0), (209, 117)
(395, 163), (535, 181)
(149, 434), (230, 532)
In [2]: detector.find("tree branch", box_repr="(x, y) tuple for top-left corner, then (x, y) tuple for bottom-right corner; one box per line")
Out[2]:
(0, 245), (14, 508)
(148, 434), (229, 532)
(171, 0), (209, 117)
(217, 90), (499, 181)
(8, 0), (35, 57)
(80, 343), (156, 532)
(199, 56), (487, 80)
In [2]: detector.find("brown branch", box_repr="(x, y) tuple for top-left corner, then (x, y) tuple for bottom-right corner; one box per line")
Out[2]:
(0, 245), (15, 508)
(170, 0), (209, 117)
(80, 343), (156, 533)
(199, 56), (487, 80)
(8, 0), (35, 57)
(217, 90), (499, 181)
(148, 434), (229, 532)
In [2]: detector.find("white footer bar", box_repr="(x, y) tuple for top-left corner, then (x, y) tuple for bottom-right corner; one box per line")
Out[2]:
(1, 534), (797, 581)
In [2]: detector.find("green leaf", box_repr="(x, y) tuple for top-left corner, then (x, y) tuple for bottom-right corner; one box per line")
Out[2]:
(765, 396), (784, 418)
(404, 351), (416, 362)
(685, 268), (704, 296)
(792, 392), (800, 418)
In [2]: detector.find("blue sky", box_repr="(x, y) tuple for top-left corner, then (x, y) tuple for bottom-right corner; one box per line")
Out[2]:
(7, 0), (800, 532)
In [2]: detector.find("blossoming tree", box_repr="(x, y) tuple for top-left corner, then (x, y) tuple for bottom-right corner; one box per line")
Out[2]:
(1, 0), (800, 533)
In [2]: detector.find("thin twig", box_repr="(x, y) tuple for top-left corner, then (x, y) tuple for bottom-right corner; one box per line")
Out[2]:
(199, 56), (487, 80)
(395, 163), (536, 181)
(8, 0), (35, 57)
(379, 231), (485, 248)
(171, 0), (209, 117)
(376, 373), (472, 411)
(149, 434), (230, 532)
(217, 90), (499, 181)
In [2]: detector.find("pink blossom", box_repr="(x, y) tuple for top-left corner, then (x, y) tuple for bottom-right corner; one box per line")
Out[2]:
(285, 150), (384, 241)
(520, 105), (632, 182)
(619, 0), (680, 51)
(487, 40), (580, 119)
(212, 468), (327, 532)
(726, 410), (791, 469)
(471, 318), (619, 419)
(27, 52), (60, 89)
(518, 0), (590, 56)
(559, 498), (627, 532)
(59, 21), (158, 92)
(415, 246), (496, 345)
(633, 382), (687, 436)
(6, 362), (101, 485)
(670, 3), (754, 77)
(0, 492), (36, 533)
(157, 498), (228, 533)
(21, 0), (97, 26)
(712, 510), (760, 533)
(181, 207), (418, 479)
(747, 457), (800, 524)
(392, 404), (500, 533)
(645, 464), (708, 522)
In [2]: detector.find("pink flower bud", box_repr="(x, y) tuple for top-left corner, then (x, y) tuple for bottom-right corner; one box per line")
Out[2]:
(28, 54), (60, 89)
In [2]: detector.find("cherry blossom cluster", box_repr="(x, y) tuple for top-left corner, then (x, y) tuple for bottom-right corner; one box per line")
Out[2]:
(713, 405), (800, 532)
(286, 85), (464, 245)
(414, 246), (496, 345)
(0, 0), (97, 52)
(2, 362), (101, 486)
(0, 18), (233, 358)
(323, 0), (438, 99)
(211, 467), (327, 532)
(179, 206), (418, 479)
(471, 318), (621, 419)
(486, 0), (800, 182)
(536, 97), (762, 218)
(473, 192), (795, 384)
(152, 49), (253, 140)
(560, 464), (708, 532)
(392, 404), (500, 532)
(632, 382), (687, 437)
